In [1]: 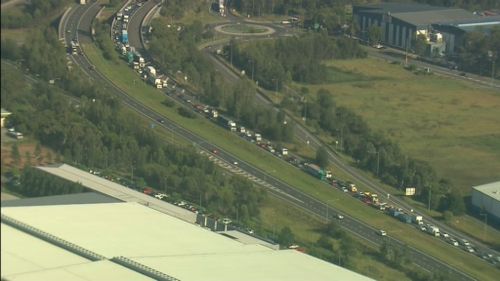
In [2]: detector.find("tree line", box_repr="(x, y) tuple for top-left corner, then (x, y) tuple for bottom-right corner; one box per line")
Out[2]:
(1, 0), (69, 28)
(1, 26), (265, 223)
(147, 19), (295, 142)
(226, 32), (366, 90)
(458, 25), (500, 78)
(282, 88), (465, 215)
(10, 167), (86, 198)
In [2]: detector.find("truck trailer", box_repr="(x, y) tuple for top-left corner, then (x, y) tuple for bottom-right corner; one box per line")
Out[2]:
(304, 163), (326, 180)
(121, 30), (128, 44)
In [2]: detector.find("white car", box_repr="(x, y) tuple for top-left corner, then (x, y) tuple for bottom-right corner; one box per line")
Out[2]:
(379, 230), (387, 236)
(466, 246), (475, 253)
(337, 214), (344, 220)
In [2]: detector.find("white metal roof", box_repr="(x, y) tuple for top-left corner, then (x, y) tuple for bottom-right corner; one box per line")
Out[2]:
(37, 164), (196, 222)
(1, 202), (374, 281)
(1, 223), (153, 281)
(473, 181), (500, 201)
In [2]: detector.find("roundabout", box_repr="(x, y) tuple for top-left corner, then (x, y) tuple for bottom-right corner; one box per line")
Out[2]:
(214, 23), (275, 36)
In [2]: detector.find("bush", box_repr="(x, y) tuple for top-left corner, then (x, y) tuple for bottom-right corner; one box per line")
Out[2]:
(177, 106), (196, 118)
(162, 99), (175, 107)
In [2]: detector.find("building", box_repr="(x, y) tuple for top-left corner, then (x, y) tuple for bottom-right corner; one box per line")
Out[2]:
(1, 200), (375, 281)
(471, 181), (500, 225)
(1, 108), (12, 128)
(353, 3), (500, 55)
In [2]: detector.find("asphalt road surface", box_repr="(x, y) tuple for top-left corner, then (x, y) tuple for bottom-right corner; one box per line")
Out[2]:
(61, 2), (486, 280)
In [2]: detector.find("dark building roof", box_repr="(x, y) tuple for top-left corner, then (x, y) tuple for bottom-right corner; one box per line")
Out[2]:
(433, 15), (500, 33)
(393, 9), (476, 27)
(354, 2), (450, 14)
(1, 192), (121, 207)
(354, 2), (481, 28)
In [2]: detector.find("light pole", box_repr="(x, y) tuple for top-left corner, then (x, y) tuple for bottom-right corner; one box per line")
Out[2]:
(367, 148), (380, 177)
(302, 97), (307, 122)
(248, 59), (254, 81)
(428, 186), (432, 211)
(480, 211), (488, 240)
(488, 50), (496, 85)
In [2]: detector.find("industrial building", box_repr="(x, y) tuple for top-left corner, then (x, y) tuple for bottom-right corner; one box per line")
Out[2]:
(471, 181), (500, 225)
(353, 3), (500, 55)
(1, 198), (374, 281)
(1, 108), (11, 128)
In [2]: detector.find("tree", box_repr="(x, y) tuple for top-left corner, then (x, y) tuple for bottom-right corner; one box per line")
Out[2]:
(11, 143), (20, 166)
(414, 34), (428, 56)
(368, 25), (382, 44)
(316, 146), (329, 169)
(278, 226), (295, 247)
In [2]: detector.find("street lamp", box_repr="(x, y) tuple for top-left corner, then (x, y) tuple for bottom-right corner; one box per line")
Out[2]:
(480, 211), (488, 240)
(248, 59), (255, 81)
(488, 50), (497, 85)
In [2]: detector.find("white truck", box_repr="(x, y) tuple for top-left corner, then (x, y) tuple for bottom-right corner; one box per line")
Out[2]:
(254, 133), (262, 142)
(426, 225), (440, 237)
(146, 66), (156, 77)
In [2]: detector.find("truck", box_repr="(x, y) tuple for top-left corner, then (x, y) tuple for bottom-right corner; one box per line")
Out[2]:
(349, 183), (357, 193)
(281, 148), (288, 156)
(146, 66), (156, 77)
(123, 14), (129, 23)
(218, 115), (236, 131)
(138, 57), (145, 68)
(304, 163), (326, 180)
(426, 225), (440, 237)
(325, 170), (332, 179)
(121, 30), (128, 44)
(411, 214), (423, 225)
(254, 133), (262, 142)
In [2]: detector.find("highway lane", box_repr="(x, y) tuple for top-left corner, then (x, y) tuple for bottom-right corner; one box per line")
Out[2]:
(202, 29), (500, 259)
(66, 2), (479, 280)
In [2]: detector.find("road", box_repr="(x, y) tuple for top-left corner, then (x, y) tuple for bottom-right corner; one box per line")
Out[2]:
(199, 13), (500, 261)
(62, 2), (482, 280)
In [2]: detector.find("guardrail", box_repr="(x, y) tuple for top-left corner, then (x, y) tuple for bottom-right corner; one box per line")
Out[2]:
(139, 0), (162, 49)
(111, 0), (133, 39)
(59, 6), (74, 40)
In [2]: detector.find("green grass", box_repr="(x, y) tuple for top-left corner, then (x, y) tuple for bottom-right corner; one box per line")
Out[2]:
(220, 24), (268, 34)
(83, 43), (500, 281)
(260, 195), (411, 281)
(308, 58), (500, 193)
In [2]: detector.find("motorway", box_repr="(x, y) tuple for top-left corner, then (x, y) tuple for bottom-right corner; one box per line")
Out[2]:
(61, 1), (488, 280)
(198, 9), (500, 261)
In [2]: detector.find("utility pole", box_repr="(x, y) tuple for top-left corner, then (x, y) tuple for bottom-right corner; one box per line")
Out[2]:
(376, 150), (380, 177)
(428, 187), (432, 211)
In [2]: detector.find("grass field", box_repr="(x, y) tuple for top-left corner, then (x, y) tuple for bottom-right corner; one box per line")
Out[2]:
(303, 57), (500, 194)
(260, 195), (412, 281)
(83, 43), (499, 281)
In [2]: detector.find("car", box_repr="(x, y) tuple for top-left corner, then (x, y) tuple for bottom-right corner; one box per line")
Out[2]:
(222, 218), (232, 224)
(157, 118), (165, 123)
(460, 239), (471, 247)
(211, 149), (218, 154)
(288, 244), (299, 249)
(233, 161), (238, 165)
(449, 239), (459, 246)
(337, 214), (344, 220)
(442, 233), (450, 239)
(459, 72), (467, 76)
(466, 246), (475, 253)
(420, 226), (427, 232)
(246, 228), (254, 234)
(379, 230), (387, 236)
